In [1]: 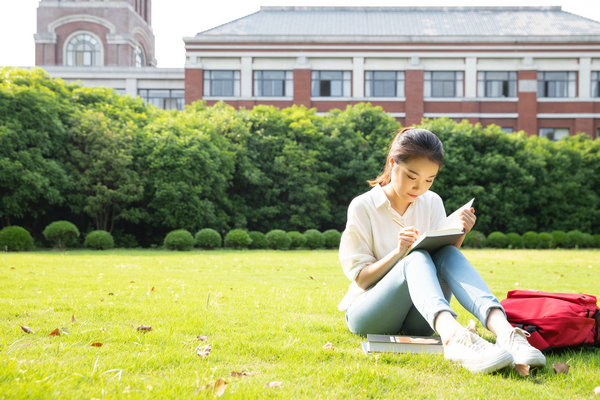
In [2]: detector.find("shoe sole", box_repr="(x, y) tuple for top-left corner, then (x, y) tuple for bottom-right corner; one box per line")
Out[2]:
(452, 351), (514, 374)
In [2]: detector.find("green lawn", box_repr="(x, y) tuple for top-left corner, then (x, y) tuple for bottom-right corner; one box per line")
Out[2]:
(1, 249), (599, 399)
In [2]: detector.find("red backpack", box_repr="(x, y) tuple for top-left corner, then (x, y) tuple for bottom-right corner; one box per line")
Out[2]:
(500, 290), (600, 352)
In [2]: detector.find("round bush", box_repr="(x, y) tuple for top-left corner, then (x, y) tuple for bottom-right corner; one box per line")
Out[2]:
(551, 230), (567, 248)
(565, 230), (584, 249)
(84, 230), (114, 250)
(522, 231), (540, 249)
(0, 226), (34, 251)
(462, 230), (486, 248)
(287, 231), (306, 249)
(303, 229), (324, 249)
(486, 232), (508, 248)
(593, 234), (600, 249)
(163, 229), (194, 251)
(506, 233), (523, 249)
(538, 232), (554, 249)
(581, 233), (594, 248)
(43, 220), (80, 249)
(323, 229), (342, 248)
(195, 228), (222, 249)
(248, 231), (267, 249)
(266, 229), (291, 250)
(224, 229), (251, 249)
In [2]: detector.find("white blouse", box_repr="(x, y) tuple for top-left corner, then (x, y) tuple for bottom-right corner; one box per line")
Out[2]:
(338, 184), (447, 311)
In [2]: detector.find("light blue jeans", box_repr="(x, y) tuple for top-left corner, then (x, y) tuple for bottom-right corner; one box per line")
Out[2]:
(345, 245), (504, 336)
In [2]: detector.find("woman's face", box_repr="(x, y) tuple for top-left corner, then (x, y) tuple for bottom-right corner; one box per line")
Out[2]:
(389, 156), (440, 204)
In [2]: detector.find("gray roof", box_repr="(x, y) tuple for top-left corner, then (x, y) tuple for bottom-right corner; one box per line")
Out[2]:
(188, 6), (600, 43)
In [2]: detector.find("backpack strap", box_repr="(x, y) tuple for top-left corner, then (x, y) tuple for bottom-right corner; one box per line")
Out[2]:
(594, 309), (600, 347)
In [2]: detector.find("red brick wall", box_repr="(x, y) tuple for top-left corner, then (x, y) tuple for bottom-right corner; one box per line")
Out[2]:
(293, 69), (311, 107)
(185, 69), (203, 105)
(405, 70), (424, 126)
(55, 22), (109, 66)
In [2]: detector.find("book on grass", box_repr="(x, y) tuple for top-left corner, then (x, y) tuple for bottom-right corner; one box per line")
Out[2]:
(404, 198), (475, 257)
(362, 334), (443, 355)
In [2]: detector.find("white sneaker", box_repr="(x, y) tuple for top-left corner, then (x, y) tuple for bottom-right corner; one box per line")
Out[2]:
(496, 327), (546, 368)
(444, 328), (513, 373)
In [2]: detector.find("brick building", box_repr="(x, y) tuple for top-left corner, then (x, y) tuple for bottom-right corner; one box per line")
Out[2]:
(35, 0), (184, 110)
(184, 6), (600, 138)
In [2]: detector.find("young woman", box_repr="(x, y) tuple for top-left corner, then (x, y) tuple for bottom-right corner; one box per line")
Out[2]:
(338, 127), (545, 373)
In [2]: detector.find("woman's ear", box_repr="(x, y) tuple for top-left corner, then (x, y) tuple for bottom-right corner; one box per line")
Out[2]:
(389, 158), (395, 169)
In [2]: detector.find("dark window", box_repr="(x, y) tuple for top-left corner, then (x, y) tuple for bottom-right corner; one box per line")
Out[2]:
(537, 72), (576, 98)
(539, 128), (569, 141)
(592, 72), (600, 97)
(365, 71), (405, 97)
(477, 71), (517, 97)
(311, 71), (351, 97)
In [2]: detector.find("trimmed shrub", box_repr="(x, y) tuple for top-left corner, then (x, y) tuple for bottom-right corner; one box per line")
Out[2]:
(43, 220), (80, 249)
(287, 231), (306, 249)
(551, 230), (567, 248)
(303, 229), (324, 249)
(506, 233), (523, 249)
(538, 232), (554, 249)
(0, 226), (34, 251)
(248, 231), (267, 249)
(462, 230), (486, 248)
(565, 230), (584, 249)
(195, 228), (222, 249)
(593, 234), (600, 249)
(224, 229), (251, 249)
(522, 231), (540, 249)
(323, 229), (342, 248)
(84, 230), (114, 250)
(164, 229), (194, 251)
(486, 232), (508, 248)
(581, 233), (594, 248)
(266, 229), (291, 250)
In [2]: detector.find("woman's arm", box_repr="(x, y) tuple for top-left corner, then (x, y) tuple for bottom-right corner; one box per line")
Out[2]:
(355, 226), (419, 290)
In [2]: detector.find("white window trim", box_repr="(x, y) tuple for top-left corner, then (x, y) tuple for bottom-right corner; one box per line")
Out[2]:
(62, 30), (104, 67)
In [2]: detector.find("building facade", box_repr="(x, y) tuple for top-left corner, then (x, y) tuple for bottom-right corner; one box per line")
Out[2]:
(184, 6), (600, 138)
(35, 0), (184, 109)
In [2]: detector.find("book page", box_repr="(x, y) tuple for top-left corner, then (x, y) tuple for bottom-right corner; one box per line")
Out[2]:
(435, 198), (474, 231)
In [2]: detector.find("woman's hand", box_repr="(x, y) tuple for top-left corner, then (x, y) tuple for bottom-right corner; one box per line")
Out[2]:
(459, 207), (477, 234)
(397, 226), (420, 257)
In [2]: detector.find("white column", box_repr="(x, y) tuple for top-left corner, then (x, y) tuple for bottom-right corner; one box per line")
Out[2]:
(353, 57), (364, 98)
(241, 56), (252, 98)
(579, 57), (591, 98)
(465, 57), (477, 98)
(125, 78), (137, 97)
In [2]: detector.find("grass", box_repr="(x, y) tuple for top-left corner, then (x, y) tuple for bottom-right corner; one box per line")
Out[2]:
(0, 249), (599, 399)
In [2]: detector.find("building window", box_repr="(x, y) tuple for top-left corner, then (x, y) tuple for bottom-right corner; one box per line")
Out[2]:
(424, 71), (464, 97)
(365, 71), (405, 97)
(254, 70), (293, 97)
(500, 127), (514, 133)
(592, 72), (600, 97)
(539, 128), (570, 141)
(311, 71), (351, 97)
(477, 71), (517, 98)
(138, 89), (184, 110)
(135, 46), (145, 68)
(537, 72), (576, 98)
(203, 70), (240, 97)
(65, 33), (101, 67)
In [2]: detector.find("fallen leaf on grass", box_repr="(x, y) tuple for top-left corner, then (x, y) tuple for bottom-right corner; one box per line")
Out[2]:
(21, 326), (33, 334)
(91, 342), (103, 347)
(553, 362), (570, 374)
(323, 342), (334, 350)
(130, 280), (135, 283)
(593, 386), (600, 396)
(10, 266), (15, 270)
(71, 313), (75, 322)
(136, 325), (152, 332)
(309, 276), (314, 280)
(205, 377), (227, 397)
(108, 292), (114, 296)
(265, 381), (282, 388)
(197, 344), (211, 358)
(230, 371), (250, 377)
(49, 328), (61, 336)
(197, 335), (208, 341)
(151, 286), (155, 292)
(515, 364), (530, 377)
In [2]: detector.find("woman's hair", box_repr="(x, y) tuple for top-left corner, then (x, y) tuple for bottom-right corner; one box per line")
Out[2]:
(368, 127), (444, 187)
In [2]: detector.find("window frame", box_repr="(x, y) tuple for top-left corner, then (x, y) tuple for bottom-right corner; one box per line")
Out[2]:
(253, 70), (293, 97)
(477, 71), (517, 98)
(311, 70), (351, 97)
(203, 70), (241, 97)
(424, 71), (464, 98)
(539, 127), (570, 141)
(138, 89), (184, 111)
(537, 71), (577, 98)
(65, 32), (102, 67)
(365, 71), (405, 98)
(592, 71), (600, 98)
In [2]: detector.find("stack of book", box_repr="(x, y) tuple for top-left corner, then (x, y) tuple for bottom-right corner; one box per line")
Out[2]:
(362, 334), (444, 355)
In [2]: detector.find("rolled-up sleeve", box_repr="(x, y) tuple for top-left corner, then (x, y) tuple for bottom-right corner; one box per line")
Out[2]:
(339, 199), (377, 282)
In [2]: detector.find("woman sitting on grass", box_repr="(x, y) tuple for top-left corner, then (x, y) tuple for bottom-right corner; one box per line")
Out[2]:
(338, 127), (545, 373)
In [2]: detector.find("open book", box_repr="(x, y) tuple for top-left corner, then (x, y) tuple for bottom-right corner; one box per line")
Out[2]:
(404, 198), (474, 257)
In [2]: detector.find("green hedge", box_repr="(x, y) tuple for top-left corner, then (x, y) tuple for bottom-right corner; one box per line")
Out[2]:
(195, 228), (222, 249)
(0, 226), (34, 251)
(248, 231), (267, 249)
(164, 229), (194, 251)
(224, 229), (251, 249)
(43, 221), (80, 249)
(84, 230), (114, 250)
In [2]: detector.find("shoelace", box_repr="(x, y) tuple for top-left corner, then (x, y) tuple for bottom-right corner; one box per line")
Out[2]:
(455, 329), (490, 352)
(505, 327), (531, 347)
